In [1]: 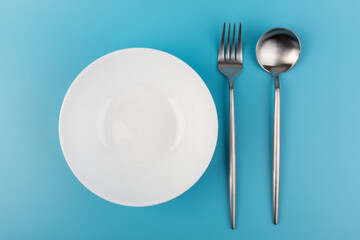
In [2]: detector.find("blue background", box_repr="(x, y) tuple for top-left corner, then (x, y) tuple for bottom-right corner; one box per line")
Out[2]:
(1, 0), (360, 239)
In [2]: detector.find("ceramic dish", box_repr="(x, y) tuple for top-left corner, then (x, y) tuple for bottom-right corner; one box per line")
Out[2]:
(59, 48), (218, 206)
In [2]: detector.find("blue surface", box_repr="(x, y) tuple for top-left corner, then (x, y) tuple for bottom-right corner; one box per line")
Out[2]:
(1, 0), (360, 239)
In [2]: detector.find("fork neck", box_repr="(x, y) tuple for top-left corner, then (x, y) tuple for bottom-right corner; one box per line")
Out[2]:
(228, 77), (235, 89)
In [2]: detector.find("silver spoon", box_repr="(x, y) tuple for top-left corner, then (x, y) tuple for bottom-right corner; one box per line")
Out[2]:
(256, 28), (301, 225)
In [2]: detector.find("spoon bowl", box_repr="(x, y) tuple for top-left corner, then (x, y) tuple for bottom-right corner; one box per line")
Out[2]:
(256, 28), (301, 75)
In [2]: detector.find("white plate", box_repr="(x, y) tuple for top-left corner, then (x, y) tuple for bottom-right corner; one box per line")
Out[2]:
(59, 48), (218, 206)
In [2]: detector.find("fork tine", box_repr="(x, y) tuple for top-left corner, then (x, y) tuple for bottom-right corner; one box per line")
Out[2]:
(218, 23), (225, 61)
(231, 23), (236, 60)
(237, 23), (242, 62)
(225, 23), (230, 60)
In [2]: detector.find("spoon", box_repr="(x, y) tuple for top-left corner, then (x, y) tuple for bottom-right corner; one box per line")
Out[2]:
(256, 28), (301, 225)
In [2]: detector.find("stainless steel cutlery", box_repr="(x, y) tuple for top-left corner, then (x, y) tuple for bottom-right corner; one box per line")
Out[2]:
(256, 28), (301, 225)
(218, 22), (242, 230)
(218, 24), (300, 228)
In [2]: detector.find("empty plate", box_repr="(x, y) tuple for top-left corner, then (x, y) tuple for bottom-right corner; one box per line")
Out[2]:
(59, 48), (218, 206)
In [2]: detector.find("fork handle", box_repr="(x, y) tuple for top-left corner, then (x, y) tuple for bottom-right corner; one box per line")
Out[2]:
(273, 74), (280, 225)
(229, 87), (236, 230)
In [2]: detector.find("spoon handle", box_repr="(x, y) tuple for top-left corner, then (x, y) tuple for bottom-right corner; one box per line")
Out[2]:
(273, 75), (280, 225)
(229, 87), (236, 229)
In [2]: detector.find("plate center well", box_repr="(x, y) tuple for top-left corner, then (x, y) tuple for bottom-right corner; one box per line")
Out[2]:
(96, 89), (185, 164)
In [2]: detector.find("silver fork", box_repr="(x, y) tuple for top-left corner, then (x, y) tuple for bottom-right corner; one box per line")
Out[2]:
(218, 22), (243, 230)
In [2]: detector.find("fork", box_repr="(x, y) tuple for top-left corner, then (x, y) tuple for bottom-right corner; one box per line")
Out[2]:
(218, 22), (243, 230)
